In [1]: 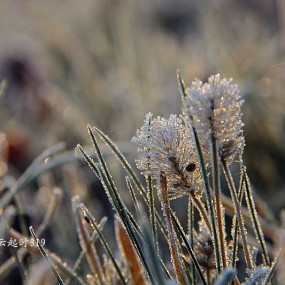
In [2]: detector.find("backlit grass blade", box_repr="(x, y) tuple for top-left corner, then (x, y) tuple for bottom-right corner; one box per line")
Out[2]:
(91, 125), (167, 237)
(29, 226), (65, 285)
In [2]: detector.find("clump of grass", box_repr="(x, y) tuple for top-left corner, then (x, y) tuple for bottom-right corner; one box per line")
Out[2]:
(0, 73), (282, 284)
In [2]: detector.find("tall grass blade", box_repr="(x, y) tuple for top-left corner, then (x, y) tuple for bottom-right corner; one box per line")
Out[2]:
(243, 170), (270, 266)
(147, 175), (157, 244)
(91, 125), (167, 237)
(29, 226), (65, 285)
(126, 176), (140, 213)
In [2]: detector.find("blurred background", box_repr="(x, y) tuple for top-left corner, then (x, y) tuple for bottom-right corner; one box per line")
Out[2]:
(0, 0), (285, 283)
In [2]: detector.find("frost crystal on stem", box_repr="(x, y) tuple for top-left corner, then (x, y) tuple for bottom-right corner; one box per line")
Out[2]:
(183, 74), (244, 163)
(132, 113), (202, 199)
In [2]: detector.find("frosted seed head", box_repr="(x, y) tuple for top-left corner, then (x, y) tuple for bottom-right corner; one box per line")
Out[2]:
(132, 114), (202, 199)
(183, 74), (245, 163)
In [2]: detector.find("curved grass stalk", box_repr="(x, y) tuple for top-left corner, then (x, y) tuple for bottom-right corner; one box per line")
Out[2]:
(29, 226), (65, 285)
(79, 128), (156, 283)
(91, 125), (167, 237)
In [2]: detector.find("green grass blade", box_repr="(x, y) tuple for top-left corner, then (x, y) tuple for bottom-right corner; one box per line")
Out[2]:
(169, 209), (207, 285)
(91, 125), (167, 237)
(125, 176), (140, 213)
(147, 175), (157, 244)
(231, 172), (245, 269)
(81, 128), (155, 283)
(243, 170), (270, 266)
(29, 226), (65, 285)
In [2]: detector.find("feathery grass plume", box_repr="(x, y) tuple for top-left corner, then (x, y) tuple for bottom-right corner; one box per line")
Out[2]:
(132, 113), (202, 199)
(183, 74), (244, 163)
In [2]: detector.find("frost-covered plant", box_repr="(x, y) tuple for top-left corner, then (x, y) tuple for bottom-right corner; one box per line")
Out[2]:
(183, 74), (244, 163)
(132, 113), (202, 199)
(0, 73), (280, 285)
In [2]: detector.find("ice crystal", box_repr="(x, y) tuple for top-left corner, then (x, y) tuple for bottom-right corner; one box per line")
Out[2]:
(132, 113), (202, 199)
(183, 74), (245, 162)
(243, 265), (269, 285)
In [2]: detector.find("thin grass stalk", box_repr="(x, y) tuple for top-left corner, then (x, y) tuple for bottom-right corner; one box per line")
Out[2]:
(80, 205), (128, 285)
(29, 226), (65, 285)
(92, 126), (168, 237)
(148, 175), (157, 244)
(222, 160), (252, 269)
(141, 219), (169, 285)
(65, 217), (107, 285)
(125, 176), (140, 213)
(190, 192), (211, 232)
(178, 71), (221, 274)
(169, 209), (207, 285)
(221, 194), (276, 240)
(243, 170), (270, 266)
(73, 202), (105, 285)
(211, 137), (228, 269)
(187, 197), (197, 285)
(231, 173), (244, 269)
(160, 172), (187, 285)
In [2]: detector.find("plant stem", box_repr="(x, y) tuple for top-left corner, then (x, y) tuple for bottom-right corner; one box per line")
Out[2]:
(222, 160), (253, 269)
(160, 172), (186, 285)
(211, 137), (227, 269)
